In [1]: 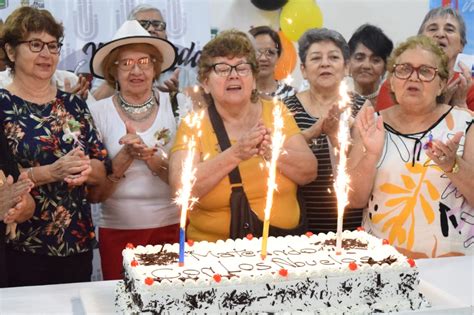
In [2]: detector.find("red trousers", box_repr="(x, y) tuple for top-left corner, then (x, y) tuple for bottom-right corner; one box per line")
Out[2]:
(99, 224), (179, 280)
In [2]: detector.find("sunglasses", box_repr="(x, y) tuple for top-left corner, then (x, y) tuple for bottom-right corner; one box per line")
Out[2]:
(137, 19), (166, 31)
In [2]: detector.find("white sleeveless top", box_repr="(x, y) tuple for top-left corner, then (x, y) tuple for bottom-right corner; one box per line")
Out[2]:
(363, 107), (474, 257)
(89, 91), (179, 229)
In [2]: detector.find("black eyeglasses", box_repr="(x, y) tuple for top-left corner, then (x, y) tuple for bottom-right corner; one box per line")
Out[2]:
(137, 19), (166, 31)
(392, 63), (439, 82)
(18, 39), (62, 54)
(256, 48), (278, 58)
(114, 57), (156, 71)
(211, 62), (253, 77)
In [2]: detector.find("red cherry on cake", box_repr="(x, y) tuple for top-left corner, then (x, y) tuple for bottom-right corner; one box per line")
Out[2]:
(187, 239), (194, 246)
(382, 239), (390, 245)
(131, 259), (138, 267)
(144, 277), (154, 285)
(356, 226), (365, 231)
(213, 274), (222, 283)
(279, 269), (288, 277)
(246, 233), (253, 240)
(348, 262), (358, 271)
(407, 259), (416, 268)
(126, 243), (135, 249)
(305, 231), (314, 237)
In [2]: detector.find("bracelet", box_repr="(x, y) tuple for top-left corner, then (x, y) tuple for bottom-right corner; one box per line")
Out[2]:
(106, 174), (122, 183)
(28, 167), (37, 184)
(445, 156), (460, 174)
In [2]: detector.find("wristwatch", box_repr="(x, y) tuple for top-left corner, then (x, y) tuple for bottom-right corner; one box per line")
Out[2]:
(104, 158), (122, 182)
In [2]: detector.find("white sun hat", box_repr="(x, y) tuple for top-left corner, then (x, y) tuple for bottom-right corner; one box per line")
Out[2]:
(90, 20), (177, 79)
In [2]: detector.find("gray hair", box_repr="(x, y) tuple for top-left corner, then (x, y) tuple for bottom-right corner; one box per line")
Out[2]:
(298, 28), (349, 64)
(128, 4), (163, 21)
(418, 7), (467, 47)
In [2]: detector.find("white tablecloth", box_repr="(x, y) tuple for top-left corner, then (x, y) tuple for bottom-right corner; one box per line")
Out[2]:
(0, 256), (473, 314)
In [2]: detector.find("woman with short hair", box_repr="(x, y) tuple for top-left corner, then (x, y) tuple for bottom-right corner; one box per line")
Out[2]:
(284, 28), (363, 234)
(0, 6), (107, 286)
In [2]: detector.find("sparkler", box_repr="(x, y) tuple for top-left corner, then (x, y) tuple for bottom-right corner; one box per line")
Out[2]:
(261, 100), (286, 260)
(335, 83), (352, 255)
(174, 111), (203, 266)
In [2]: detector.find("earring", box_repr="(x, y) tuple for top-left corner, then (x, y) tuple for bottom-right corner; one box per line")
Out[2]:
(115, 81), (119, 91)
(251, 88), (259, 103)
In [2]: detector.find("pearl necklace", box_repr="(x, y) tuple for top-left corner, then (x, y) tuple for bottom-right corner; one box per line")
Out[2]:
(117, 93), (156, 122)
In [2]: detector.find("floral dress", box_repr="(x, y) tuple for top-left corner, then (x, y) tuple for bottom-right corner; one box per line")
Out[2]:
(0, 89), (107, 257)
(363, 106), (474, 258)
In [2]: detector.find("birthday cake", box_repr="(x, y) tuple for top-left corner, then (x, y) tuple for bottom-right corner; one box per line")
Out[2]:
(115, 230), (429, 314)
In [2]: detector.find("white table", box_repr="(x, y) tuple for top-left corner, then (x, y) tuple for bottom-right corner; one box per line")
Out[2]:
(0, 256), (473, 314)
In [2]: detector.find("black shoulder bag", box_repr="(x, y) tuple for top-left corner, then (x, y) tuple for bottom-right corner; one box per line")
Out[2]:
(207, 103), (306, 239)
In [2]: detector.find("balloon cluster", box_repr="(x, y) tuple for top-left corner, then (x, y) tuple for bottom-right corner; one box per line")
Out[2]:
(251, 0), (324, 80)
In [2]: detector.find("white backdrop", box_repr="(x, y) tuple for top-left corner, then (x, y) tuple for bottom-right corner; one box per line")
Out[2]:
(0, 0), (211, 75)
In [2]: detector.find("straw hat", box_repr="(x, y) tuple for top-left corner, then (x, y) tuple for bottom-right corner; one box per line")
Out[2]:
(90, 20), (177, 79)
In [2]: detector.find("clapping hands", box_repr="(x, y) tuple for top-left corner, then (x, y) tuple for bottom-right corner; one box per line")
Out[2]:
(232, 120), (271, 161)
(119, 121), (157, 160)
(51, 147), (92, 186)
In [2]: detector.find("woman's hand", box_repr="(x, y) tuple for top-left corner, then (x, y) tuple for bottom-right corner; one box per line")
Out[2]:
(231, 121), (267, 161)
(321, 103), (343, 142)
(119, 122), (157, 161)
(257, 124), (272, 160)
(0, 172), (33, 219)
(356, 105), (385, 156)
(50, 147), (91, 184)
(64, 75), (90, 101)
(64, 148), (92, 186)
(444, 62), (472, 108)
(425, 131), (463, 172)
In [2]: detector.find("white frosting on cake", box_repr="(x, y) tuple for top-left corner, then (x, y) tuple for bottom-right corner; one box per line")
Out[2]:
(116, 231), (429, 313)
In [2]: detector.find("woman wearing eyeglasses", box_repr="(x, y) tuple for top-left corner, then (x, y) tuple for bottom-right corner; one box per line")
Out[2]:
(249, 26), (296, 101)
(169, 30), (317, 242)
(0, 7), (108, 286)
(88, 20), (182, 280)
(376, 7), (473, 111)
(348, 36), (474, 259)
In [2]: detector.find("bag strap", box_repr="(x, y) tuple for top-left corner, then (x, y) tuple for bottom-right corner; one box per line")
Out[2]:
(207, 102), (243, 187)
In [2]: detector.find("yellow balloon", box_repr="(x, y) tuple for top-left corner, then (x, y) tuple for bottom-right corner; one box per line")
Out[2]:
(280, 0), (323, 42)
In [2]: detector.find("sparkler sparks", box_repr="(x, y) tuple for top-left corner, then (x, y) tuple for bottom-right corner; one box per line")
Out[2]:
(335, 82), (352, 254)
(261, 101), (286, 260)
(174, 111), (204, 266)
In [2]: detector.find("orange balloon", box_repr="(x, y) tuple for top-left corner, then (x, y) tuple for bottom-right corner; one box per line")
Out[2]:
(274, 31), (297, 80)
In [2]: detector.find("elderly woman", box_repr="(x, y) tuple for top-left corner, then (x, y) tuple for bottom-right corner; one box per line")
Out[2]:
(377, 7), (473, 111)
(284, 28), (363, 234)
(0, 7), (107, 286)
(169, 30), (317, 242)
(249, 26), (296, 100)
(349, 36), (474, 258)
(89, 20), (180, 280)
(348, 24), (393, 106)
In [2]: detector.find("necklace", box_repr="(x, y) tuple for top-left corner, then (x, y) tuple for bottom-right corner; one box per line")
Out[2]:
(117, 93), (156, 122)
(357, 89), (379, 100)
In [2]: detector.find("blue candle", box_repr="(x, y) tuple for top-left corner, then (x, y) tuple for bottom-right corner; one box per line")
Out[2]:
(179, 227), (185, 266)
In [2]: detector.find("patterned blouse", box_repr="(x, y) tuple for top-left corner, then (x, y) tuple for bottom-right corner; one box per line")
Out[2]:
(0, 89), (107, 257)
(285, 95), (363, 233)
(364, 107), (473, 258)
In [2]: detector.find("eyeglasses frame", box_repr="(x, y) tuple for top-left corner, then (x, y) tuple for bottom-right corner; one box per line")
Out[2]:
(17, 39), (63, 54)
(392, 63), (439, 82)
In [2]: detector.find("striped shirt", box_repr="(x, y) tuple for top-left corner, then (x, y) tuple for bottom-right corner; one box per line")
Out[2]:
(285, 95), (363, 233)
